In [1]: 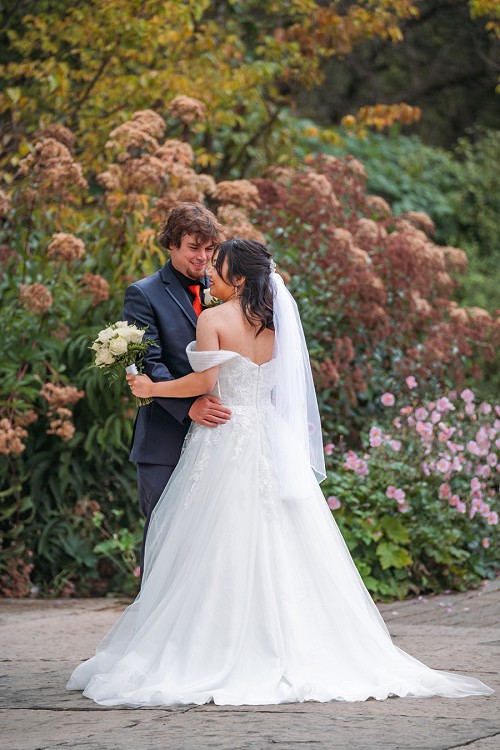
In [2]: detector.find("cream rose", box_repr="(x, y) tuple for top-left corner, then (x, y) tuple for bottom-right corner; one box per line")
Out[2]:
(109, 335), (128, 356)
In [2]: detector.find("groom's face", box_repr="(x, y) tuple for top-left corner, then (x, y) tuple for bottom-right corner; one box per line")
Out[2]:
(170, 233), (215, 280)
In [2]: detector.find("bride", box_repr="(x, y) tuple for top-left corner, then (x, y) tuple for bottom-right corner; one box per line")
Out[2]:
(67, 238), (493, 706)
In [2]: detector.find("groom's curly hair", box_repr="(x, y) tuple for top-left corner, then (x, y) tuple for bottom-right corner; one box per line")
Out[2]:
(215, 238), (275, 336)
(158, 203), (225, 250)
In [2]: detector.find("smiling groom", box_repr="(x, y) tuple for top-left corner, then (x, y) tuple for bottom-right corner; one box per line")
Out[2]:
(123, 203), (231, 573)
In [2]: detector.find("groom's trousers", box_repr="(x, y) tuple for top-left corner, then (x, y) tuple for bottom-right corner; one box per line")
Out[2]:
(137, 463), (175, 576)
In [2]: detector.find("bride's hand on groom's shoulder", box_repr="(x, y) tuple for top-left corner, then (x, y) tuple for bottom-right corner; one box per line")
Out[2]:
(126, 373), (154, 399)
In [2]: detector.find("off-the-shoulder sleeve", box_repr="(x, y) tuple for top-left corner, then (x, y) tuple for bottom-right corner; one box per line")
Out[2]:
(186, 342), (239, 372)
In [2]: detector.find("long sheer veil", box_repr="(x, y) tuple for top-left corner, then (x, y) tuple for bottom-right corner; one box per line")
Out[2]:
(270, 272), (326, 492)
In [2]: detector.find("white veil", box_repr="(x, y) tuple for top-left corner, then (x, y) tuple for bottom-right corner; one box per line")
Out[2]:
(270, 272), (326, 492)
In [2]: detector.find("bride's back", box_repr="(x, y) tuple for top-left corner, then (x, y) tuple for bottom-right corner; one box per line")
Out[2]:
(209, 301), (275, 366)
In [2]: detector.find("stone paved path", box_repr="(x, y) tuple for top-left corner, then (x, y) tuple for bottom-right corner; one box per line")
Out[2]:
(1, 578), (499, 750)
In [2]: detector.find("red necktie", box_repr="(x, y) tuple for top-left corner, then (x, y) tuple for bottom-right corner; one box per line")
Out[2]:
(188, 284), (203, 317)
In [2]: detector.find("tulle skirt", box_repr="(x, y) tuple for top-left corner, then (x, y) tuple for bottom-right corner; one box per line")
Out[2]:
(67, 410), (494, 706)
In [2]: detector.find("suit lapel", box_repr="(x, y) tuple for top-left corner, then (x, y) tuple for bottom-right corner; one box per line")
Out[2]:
(160, 262), (207, 327)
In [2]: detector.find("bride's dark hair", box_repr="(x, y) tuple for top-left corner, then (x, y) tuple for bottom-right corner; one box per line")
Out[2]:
(214, 238), (274, 336)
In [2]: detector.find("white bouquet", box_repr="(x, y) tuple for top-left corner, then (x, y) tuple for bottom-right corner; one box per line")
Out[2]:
(91, 321), (158, 405)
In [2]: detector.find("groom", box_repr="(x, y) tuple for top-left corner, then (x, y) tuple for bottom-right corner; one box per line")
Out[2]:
(123, 202), (231, 572)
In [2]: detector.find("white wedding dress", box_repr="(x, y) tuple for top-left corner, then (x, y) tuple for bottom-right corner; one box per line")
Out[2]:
(67, 346), (493, 706)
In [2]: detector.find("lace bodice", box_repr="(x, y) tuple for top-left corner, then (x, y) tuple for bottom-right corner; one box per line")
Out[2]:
(186, 342), (276, 407)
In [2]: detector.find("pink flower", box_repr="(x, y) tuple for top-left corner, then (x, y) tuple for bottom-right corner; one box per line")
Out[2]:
(478, 464), (491, 479)
(486, 453), (498, 467)
(398, 503), (410, 513)
(436, 397), (454, 413)
(461, 388), (475, 403)
(482, 537), (490, 549)
(394, 488), (406, 504)
(467, 441), (479, 455)
(416, 421), (433, 439)
(456, 501), (467, 514)
(406, 375), (418, 389)
(133, 566), (141, 578)
(389, 439), (401, 452)
(400, 406), (412, 416)
(470, 476), (481, 491)
(324, 442), (335, 456)
(415, 407), (428, 421)
(479, 402), (492, 415)
(436, 458), (451, 473)
(439, 482), (451, 499)
(355, 458), (369, 477)
(393, 417), (402, 429)
(465, 403), (475, 416)
(449, 494), (459, 506)
(381, 392), (395, 407)
(369, 426), (382, 448)
(327, 495), (341, 510)
(430, 410), (441, 424)
(386, 486), (397, 498)
(448, 390), (458, 401)
(487, 511), (498, 526)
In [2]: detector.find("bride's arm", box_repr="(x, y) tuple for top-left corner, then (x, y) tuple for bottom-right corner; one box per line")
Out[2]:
(127, 311), (220, 399)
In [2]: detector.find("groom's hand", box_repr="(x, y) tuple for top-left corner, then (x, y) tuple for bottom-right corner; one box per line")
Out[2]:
(189, 395), (231, 427)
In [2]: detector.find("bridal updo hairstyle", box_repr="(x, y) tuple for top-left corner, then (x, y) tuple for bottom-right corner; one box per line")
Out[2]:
(214, 238), (274, 336)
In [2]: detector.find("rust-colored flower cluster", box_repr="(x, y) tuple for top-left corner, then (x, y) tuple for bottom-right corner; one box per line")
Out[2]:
(47, 232), (85, 262)
(18, 137), (88, 200)
(252, 153), (499, 405)
(74, 496), (101, 517)
(40, 382), (84, 408)
(0, 188), (12, 219)
(167, 95), (206, 124)
(214, 180), (261, 210)
(0, 547), (33, 598)
(46, 407), (76, 441)
(37, 123), (77, 152)
(19, 283), (53, 314)
(0, 418), (28, 455)
(216, 206), (265, 244)
(80, 273), (110, 303)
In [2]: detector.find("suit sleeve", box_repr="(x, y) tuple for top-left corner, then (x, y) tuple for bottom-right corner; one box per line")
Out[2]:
(123, 283), (195, 424)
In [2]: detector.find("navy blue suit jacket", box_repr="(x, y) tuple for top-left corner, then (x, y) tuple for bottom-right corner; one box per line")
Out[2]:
(123, 261), (206, 466)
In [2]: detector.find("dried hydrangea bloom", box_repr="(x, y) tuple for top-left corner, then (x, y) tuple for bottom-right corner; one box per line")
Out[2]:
(216, 205), (264, 244)
(447, 302), (469, 325)
(350, 245), (370, 266)
(40, 382), (84, 408)
(18, 138), (88, 198)
(15, 410), (38, 427)
(130, 110), (166, 139)
(0, 550), (33, 597)
(402, 211), (435, 237)
(329, 227), (354, 253)
(156, 139), (194, 167)
(19, 283), (53, 314)
(106, 123), (159, 155)
(195, 173), (217, 196)
(0, 244), (18, 265)
(0, 418), (29, 455)
(353, 218), (383, 248)
(467, 306), (493, 324)
(365, 195), (392, 218)
(0, 189), (12, 219)
(38, 124), (76, 152)
(442, 246), (468, 273)
(96, 165), (121, 191)
(214, 180), (260, 210)
(47, 233), (85, 262)
(51, 324), (70, 341)
(263, 166), (296, 186)
(435, 270), (453, 292)
(74, 496), (101, 516)
(81, 274), (110, 304)
(167, 95), (206, 124)
(345, 156), (368, 180)
(411, 291), (432, 318)
(47, 407), (75, 441)
(122, 155), (166, 192)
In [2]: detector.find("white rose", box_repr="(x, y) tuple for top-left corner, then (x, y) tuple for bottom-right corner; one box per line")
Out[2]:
(128, 326), (144, 344)
(115, 326), (132, 343)
(203, 289), (218, 306)
(109, 335), (128, 356)
(98, 326), (114, 343)
(115, 321), (128, 328)
(91, 341), (101, 351)
(95, 348), (115, 366)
